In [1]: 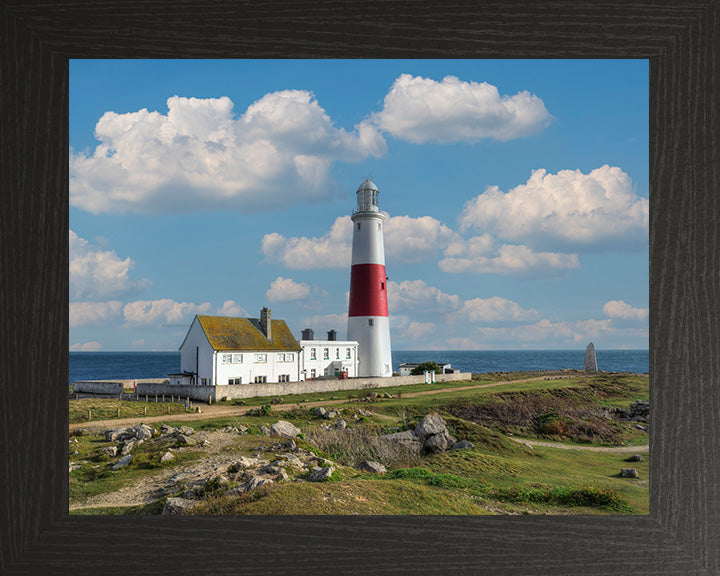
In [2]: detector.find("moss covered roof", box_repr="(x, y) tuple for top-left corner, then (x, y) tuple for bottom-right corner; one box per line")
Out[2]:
(196, 315), (300, 351)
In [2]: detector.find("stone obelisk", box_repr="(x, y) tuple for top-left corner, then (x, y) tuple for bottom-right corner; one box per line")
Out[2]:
(583, 342), (598, 371)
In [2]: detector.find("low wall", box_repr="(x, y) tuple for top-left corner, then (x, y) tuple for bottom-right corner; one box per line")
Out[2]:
(135, 372), (472, 402)
(73, 381), (125, 395)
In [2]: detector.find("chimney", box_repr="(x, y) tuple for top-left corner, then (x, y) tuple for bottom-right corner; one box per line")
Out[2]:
(327, 329), (337, 341)
(261, 307), (272, 340)
(301, 328), (314, 341)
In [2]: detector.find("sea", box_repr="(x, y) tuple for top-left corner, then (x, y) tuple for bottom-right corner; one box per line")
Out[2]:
(69, 350), (649, 387)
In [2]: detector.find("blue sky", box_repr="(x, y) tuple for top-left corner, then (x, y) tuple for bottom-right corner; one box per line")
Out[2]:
(69, 59), (648, 352)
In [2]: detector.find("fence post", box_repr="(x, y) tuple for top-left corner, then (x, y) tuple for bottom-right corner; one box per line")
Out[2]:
(167, 405), (170, 414)
(163, 394), (165, 403)
(117, 408), (120, 418)
(144, 406), (147, 416)
(88, 410), (91, 421)
(145, 394), (148, 403)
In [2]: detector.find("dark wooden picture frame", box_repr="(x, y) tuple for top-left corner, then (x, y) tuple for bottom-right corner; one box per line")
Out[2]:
(1, 2), (718, 574)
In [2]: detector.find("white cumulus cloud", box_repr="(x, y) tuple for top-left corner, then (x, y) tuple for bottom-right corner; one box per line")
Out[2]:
(217, 300), (248, 317)
(300, 313), (348, 335)
(388, 279), (462, 314)
(123, 299), (213, 326)
(603, 300), (648, 321)
(70, 230), (150, 300)
(372, 74), (551, 144)
(478, 317), (615, 344)
(266, 277), (312, 302)
(70, 301), (122, 327)
(439, 240), (579, 276)
(459, 165), (648, 248)
(450, 297), (539, 323)
(70, 341), (102, 351)
(71, 93), (386, 214)
(262, 212), (456, 270)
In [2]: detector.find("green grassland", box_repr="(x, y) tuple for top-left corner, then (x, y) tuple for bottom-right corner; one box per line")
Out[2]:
(69, 372), (649, 516)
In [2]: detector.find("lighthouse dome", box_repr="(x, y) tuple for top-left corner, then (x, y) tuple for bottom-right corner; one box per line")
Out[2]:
(355, 179), (380, 213)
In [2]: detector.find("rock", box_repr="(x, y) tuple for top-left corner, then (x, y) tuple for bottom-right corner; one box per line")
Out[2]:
(70, 450), (78, 456)
(162, 497), (194, 515)
(72, 428), (90, 436)
(415, 413), (447, 440)
(105, 428), (130, 442)
(357, 409), (373, 417)
(625, 454), (644, 462)
(334, 419), (347, 430)
(134, 424), (154, 441)
(112, 455), (133, 470)
(224, 485), (247, 497)
(313, 407), (327, 417)
(270, 397), (283, 404)
(69, 437), (78, 444)
(621, 468), (639, 478)
(281, 439), (297, 451)
(270, 420), (301, 439)
(160, 424), (176, 435)
(357, 461), (386, 474)
(183, 488), (198, 499)
(102, 446), (118, 457)
(236, 425), (248, 434)
(449, 440), (475, 450)
(199, 440), (211, 447)
(277, 468), (290, 482)
(583, 342), (598, 371)
(175, 434), (196, 446)
(160, 451), (175, 463)
(121, 438), (139, 456)
(246, 476), (274, 491)
(223, 426), (239, 433)
(179, 426), (194, 436)
(307, 466), (335, 482)
(324, 410), (340, 419)
(635, 424), (649, 432)
(69, 463), (82, 472)
(279, 454), (304, 469)
(259, 426), (271, 436)
(383, 393), (393, 399)
(424, 433), (448, 454)
(443, 431), (457, 446)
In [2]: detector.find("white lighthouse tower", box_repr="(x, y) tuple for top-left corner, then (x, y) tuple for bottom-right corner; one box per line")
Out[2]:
(347, 179), (393, 377)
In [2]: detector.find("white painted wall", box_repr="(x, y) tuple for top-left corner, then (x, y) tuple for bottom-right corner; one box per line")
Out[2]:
(347, 316), (392, 377)
(179, 317), (215, 385)
(300, 340), (358, 379)
(215, 350), (300, 385)
(350, 212), (386, 266)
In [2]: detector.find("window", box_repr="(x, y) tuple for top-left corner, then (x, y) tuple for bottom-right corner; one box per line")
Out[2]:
(201, 378), (207, 386)
(346, 348), (351, 359)
(277, 353), (285, 362)
(357, 222), (361, 230)
(278, 374), (290, 383)
(335, 348), (340, 359)
(255, 353), (267, 363)
(310, 348), (316, 360)
(228, 377), (242, 385)
(377, 222), (381, 230)
(286, 353), (294, 361)
(381, 281), (385, 290)
(254, 375), (267, 383)
(368, 319), (374, 327)
(310, 369), (316, 378)
(222, 354), (232, 363)
(232, 353), (243, 363)
(323, 348), (329, 360)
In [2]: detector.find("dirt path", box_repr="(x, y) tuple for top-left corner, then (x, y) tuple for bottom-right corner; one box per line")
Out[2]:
(509, 437), (649, 453)
(69, 376), (554, 433)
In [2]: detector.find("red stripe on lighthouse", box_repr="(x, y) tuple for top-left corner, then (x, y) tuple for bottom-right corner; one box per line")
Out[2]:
(348, 263), (388, 317)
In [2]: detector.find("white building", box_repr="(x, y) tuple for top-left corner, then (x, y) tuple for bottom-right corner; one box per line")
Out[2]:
(170, 308), (301, 386)
(300, 331), (359, 379)
(347, 179), (393, 377)
(398, 362), (456, 377)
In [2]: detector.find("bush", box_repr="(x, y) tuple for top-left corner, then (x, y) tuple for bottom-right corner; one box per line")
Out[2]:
(410, 362), (442, 376)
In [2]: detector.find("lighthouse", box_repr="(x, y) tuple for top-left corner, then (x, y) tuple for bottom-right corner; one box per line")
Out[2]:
(347, 179), (393, 377)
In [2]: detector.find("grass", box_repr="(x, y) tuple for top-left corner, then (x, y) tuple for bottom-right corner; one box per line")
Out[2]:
(69, 371), (649, 515)
(69, 398), (189, 424)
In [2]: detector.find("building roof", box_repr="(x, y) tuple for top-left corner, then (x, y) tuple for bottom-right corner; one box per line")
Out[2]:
(196, 315), (301, 352)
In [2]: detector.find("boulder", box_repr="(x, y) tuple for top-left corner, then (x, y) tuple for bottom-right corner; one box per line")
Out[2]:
(179, 426), (194, 436)
(281, 439), (297, 451)
(270, 420), (301, 439)
(175, 434), (196, 446)
(134, 424), (154, 441)
(105, 428), (130, 442)
(259, 426), (271, 436)
(621, 468), (639, 478)
(162, 497), (194, 515)
(313, 407), (327, 417)
(324, 410), (340, 420)
(277, 468), (290, 482)
(121, 438), (139, 456)
(199, 440), (211, 447)
(112, 455), (133, 470)
(102, 446), (118, 457)
(424, 433), (448, 454)
(625, 454), (644, 462)
(160, 451), (175, 463)
(160, 424), (176, 435)
(334, 419), (347, 430)
(378, 430), (423, 454)
(357, 461), (387, 474)
(415, 413), (447, 440)
(307, 466), (335, 482)
(449, 440), (475, 451)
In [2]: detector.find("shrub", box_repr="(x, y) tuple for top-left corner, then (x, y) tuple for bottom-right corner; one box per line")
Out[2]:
(410, 362), (442, 376)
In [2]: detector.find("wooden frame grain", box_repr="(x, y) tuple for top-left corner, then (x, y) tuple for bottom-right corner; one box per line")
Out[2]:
(1, 1), (718, 574)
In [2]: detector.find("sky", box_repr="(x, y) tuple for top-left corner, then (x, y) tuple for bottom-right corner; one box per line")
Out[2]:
(69, 59), (649, 352)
